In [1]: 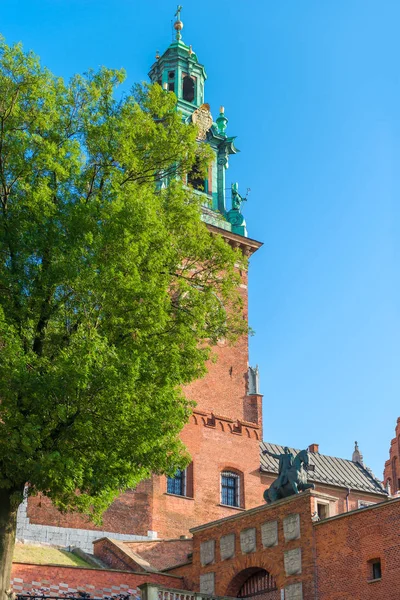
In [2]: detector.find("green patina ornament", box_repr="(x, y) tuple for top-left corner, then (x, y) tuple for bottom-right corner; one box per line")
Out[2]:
(263, 448), (315, 503)
(216, 106), (228, 136)
(226, 182), (247, 236)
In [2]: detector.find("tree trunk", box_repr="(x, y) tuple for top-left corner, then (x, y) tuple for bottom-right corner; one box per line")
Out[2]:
(0, 488), (19, 600)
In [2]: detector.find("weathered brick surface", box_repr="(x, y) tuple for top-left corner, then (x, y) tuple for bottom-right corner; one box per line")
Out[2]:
(183, 271), (251, 422)
(384, 416), (400, 493)
(122, 539), (193, 570)
(94, 538), (193, 571)
(314, 496), (400, 600)
(27, 480), (154, 536)
(150, 412), (262, 538)
(10, 563), (183, 598)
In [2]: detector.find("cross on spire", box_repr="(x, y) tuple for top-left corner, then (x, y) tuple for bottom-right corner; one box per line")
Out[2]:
(175, 5), (182, 20)
(173, 5), (184, 40)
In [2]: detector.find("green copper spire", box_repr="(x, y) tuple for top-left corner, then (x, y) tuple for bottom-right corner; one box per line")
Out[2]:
(148, 6), (207, 118)
(149, 11), (249, 239)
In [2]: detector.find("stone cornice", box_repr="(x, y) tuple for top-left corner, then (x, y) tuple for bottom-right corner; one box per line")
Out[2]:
(206, 223), (263, 256)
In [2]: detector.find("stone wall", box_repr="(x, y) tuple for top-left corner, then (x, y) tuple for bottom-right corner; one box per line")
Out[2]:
(17, 496), (155, 553)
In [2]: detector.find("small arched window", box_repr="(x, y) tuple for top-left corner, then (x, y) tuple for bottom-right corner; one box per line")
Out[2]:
(221, 471), (241, 507)
(182, 75), (195, 103)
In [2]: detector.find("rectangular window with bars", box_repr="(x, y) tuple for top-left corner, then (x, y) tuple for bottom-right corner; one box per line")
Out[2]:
(221, 471), (240, 507)
(167, 469), (186, 496)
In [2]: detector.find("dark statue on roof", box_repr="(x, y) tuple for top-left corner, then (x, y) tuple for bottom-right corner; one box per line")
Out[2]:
(263, 447), (315, 503)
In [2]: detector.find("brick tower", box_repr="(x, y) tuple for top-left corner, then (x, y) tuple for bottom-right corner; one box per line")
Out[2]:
(18, 10), (264, 548)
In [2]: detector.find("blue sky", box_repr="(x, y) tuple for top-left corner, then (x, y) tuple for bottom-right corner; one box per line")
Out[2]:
(2, 0), (399, 478)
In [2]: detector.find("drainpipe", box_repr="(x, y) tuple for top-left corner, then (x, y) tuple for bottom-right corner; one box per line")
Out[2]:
(346, 487), (351, 512)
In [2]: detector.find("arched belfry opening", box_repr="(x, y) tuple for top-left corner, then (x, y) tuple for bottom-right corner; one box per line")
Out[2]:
(227, 568), (279, 600)
(182, 75), (195, 102)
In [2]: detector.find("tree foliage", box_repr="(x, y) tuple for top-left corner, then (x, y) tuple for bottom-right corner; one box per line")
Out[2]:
(0, 39), (246, 520)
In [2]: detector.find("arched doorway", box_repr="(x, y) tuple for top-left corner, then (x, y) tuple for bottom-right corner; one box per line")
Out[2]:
(228, 567), (279, 600)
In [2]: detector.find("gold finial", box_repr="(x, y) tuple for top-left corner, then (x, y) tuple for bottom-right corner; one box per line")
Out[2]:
(189, 45), (193, 56)
(174, 4), (183, 40)
(155, 50), (160, 60)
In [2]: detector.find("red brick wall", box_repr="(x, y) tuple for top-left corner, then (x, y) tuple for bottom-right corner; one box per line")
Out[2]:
(11, 563), (183, 598)
(26, 413), (261, 539)
(94, 538), (193, 572)
(27, 479), (154, 536)
(150, 412), (262, 538)
(121, 540), (193, 571)
(314, 496), (400, 600)
(183, 269), (251, 421)
(383, 417), (400, 494)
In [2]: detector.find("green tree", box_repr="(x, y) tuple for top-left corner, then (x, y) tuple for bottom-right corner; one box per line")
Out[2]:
(0, 40), (246, 596)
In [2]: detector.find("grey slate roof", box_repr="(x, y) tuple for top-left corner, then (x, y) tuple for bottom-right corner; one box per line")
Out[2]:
(260, 441), (387, 496)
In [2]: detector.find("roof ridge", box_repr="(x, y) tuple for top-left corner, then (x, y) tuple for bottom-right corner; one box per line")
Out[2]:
(260, 440), (386, 494)
(261, 440), (370, 465)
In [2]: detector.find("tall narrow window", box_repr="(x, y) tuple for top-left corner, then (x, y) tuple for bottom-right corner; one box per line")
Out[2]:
(368, 558), (382, 580)
(168, 70), (175, 93)
(167, 469), (186, 496)
(221, 471), (240, 507)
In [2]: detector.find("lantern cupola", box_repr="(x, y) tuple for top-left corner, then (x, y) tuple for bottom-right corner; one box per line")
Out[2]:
(148, 6), (207, 121)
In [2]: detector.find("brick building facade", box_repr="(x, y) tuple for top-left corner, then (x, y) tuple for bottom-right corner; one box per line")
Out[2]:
(12, 490), (400, 600)
(164, 489), (400, 600)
